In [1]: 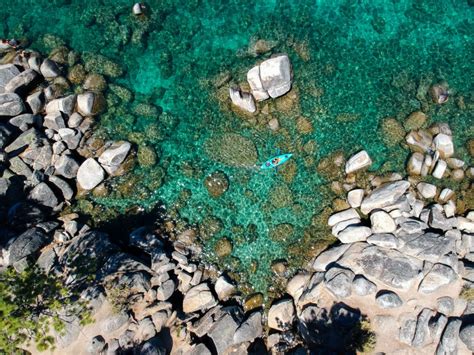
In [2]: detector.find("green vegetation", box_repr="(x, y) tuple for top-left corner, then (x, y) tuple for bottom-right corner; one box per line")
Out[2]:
(352, 319), (377, 354)
(460, 285), (474, 301)
(0, 266), (92, 352)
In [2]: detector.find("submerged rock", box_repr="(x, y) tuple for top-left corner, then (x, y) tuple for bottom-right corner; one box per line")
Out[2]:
(205, 133), (257, 167)
(204, 171), (229, 198)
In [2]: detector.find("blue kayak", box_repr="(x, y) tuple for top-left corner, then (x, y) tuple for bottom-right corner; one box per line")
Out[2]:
(260, 153), (293, 170)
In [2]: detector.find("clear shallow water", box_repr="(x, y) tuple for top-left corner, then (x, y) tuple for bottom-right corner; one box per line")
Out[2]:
(1, 0), (473, 293)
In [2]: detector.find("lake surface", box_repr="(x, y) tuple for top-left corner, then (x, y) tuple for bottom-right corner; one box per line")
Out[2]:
(1, 0), (473, 293)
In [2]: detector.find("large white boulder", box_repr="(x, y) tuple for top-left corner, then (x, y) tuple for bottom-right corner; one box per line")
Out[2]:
(360, 180), (411, 214)
(433, 133), (454, 158)
(370, 210), (396, 233)
(77, 158), (105, 190)
(246, 54), (292, 100)
(345, 150), (372, 174)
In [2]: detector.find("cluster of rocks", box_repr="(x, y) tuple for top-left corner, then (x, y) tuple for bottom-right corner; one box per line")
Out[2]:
(229, 54), (293, 113)
(0, 47), (134, 212)
(281, 125), (473, 353)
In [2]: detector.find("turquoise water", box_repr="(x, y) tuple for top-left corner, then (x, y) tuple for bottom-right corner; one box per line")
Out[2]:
(1, 0), (473, 293)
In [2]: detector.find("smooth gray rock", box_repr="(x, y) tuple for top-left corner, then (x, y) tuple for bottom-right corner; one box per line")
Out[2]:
(100, 312), (129, 333)
(40, 59), (61, 78)
(437, 296), (454, 315)
(357, 245), (423, 290)
(376, 290), (403, 308)
(135, 317), (156, 343)
(208, 313), (240, 354)
(459, 324), (474, 351)
(26, 91), (45, 114)
(77, 158), (105, 190)
(412, 308), (434, 347)
(401, 232), (454, 263)
(68, 112), (83, 128)
(337, 225), (372, 243)
(7, 227), (50, 265)
(9, 113), (37, 130)
(352, 274), (377, 296)
(312, 243), (351, 271)
(98, 141), (132, 174)
(419, 263), (457, 294)
(54, 154), (79, 179)
(77, 92), (104, 116)
(436, 318), (461, 355)
(324, 267), (355, 298)
(233, 312), (262, 344)
(28, 182), (59, 208)
(370, 210), (396, 233)
(0, 93), (25, 116)
(0, 64), (20, 93)
(182, 283), (217, 313)
(87, 335), (106, 354)
(5, 69), (40, 95)
(399, 318), (417, 345)
(429, 314), (448, 341)
(367, 233), (402, 249)
(360, 180), (411, 214)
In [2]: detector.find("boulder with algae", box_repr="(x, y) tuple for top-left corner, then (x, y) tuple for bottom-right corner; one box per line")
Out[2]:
(205, 134), (258, 167)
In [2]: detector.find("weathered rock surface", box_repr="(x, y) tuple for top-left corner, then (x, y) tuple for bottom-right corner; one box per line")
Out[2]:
(0, 93), (25, 116)
(268, 299), (295, 331)
(229, 87), (256, 113)
(360, 180), (411, 214)
(376, 290), (403, 308)
(182, 283), (217, 313)
(345, 150), (372, 174)
(247, 54), (292, 100)
(98, 141), (132, 174)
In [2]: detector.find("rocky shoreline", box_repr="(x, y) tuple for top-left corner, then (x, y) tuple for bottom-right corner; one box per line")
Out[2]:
(0, 43), (473, 355)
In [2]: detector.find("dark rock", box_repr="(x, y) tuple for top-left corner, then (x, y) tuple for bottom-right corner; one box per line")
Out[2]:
(0, 93), (25, 116)
(36, 247), (57, 273)
(376, 290), (403, 308)
(7, 227), (51, 265)
(7, 202), (46, 229)
(4, 69), (41, 95)
(9, 113), (38, 130)
(59, 231), (117, 275)
(9, 156), (33, 178)
(28, 182), (59, 208)
(0, 122), (14, 149)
